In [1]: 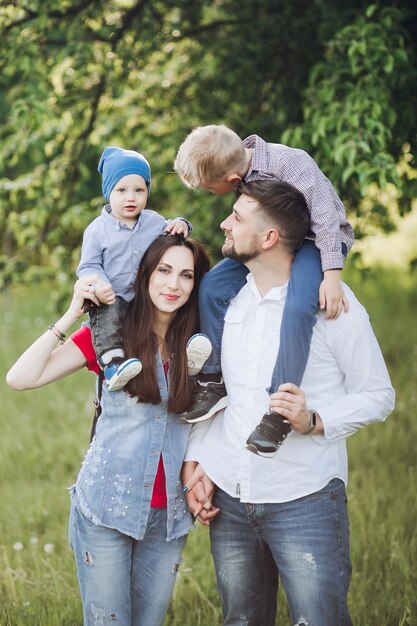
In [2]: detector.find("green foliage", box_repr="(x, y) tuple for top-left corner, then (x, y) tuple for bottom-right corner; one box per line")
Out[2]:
(282, 3), (417, 233)
(1, 269), (417, 624)
(1, 1), (416, 292)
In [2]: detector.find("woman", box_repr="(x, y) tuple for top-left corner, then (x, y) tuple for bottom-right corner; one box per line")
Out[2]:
(7, 234), (211, 626)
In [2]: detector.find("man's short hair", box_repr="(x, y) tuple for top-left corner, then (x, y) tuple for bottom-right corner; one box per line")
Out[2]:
(238, 180), (311, 253)
(174, 125), (246, 189)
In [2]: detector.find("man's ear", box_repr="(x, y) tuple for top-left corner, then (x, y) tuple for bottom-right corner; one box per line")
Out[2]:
(262, 228), (279, 250)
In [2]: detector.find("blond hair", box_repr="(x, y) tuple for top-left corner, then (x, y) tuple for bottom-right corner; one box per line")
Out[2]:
(174, 124), (247, 189)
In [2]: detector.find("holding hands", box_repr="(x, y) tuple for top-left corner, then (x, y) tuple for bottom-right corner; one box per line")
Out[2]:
(76, 276), (116, 310)
(181, 461), (219, 526)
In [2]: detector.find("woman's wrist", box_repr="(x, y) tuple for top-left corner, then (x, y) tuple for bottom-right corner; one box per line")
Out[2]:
(51, 310), (81, 340)
(48, 323), (66, 344)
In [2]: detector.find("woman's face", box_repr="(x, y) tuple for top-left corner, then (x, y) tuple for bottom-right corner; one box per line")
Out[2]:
(148, 245), (195, 315)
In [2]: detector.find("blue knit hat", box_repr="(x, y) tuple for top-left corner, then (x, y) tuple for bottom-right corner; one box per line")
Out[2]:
(98, 146), (152, 201)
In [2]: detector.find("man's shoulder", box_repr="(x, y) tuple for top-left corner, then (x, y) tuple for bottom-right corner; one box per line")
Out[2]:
(319, 284), (369, 335)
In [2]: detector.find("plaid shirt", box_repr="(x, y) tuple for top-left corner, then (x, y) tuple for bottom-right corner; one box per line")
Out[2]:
(243, 135), (355, 271)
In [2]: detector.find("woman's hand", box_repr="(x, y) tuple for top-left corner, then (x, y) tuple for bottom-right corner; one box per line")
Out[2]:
(71, 275), (102, 317)
(181, 461), (220, 526)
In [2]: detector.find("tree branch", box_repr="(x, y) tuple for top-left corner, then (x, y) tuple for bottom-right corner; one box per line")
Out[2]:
(3, 0), (98, 33)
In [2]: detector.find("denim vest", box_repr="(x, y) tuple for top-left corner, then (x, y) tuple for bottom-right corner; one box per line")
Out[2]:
(71, 356), (193, 541)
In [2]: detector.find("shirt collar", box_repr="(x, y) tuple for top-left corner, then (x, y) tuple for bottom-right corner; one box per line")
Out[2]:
(242, 134), (268, 178)
(101, 204), (140, 231)
(246, 272), (288, 302)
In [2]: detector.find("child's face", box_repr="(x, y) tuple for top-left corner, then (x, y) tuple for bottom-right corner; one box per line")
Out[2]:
(109, 173), (148, 225)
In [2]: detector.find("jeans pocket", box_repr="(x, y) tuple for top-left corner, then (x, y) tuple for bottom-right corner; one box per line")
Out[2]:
(301, 478), (345, 502)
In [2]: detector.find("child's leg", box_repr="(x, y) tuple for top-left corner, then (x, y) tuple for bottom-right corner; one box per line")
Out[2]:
(180, 258), (248, 424)
(90, 297), (128, 365)
(269, 240), (322, 393)
(246, 241), (322, 457)
(199, 258), (249, 376)
(90, 297), (142, 391)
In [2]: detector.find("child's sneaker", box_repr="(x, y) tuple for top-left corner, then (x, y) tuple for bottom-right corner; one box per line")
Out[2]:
(186, 333), (213, 376)
(245, 411), (292, 457)
(104, 358), (142, 392)
(180, 379), (228, 424)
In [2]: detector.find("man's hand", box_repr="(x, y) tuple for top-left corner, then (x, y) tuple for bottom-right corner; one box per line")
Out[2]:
(181, 461), (220, 526)
(94, 280), (116, 305)
(319, 269), (349, 320)
(164, 219), (190, 237)
(269, 383), (323, 435)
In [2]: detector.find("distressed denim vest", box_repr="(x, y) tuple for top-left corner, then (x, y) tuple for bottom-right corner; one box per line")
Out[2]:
(71, 356), (193, 541)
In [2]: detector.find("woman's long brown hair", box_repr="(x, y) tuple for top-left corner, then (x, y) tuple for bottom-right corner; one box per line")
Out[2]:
(122, 235), (210, 414)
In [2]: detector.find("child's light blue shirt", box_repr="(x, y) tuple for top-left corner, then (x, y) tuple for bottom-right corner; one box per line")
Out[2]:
(77, 205), (191, 301)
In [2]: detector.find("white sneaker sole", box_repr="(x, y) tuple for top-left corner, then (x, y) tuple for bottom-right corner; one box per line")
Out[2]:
(107, 360), (142, 392)
(186, 333), (213, 376)
(245, 443), (276, 458)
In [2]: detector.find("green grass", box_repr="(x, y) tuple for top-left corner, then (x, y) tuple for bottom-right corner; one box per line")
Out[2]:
(1, 268), (416, 625)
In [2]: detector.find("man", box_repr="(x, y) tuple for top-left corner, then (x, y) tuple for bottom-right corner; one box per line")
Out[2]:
(182, 180), (395, 626)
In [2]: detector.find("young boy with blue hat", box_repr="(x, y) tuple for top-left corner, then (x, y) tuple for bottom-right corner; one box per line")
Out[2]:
(77, 146), (211, 391)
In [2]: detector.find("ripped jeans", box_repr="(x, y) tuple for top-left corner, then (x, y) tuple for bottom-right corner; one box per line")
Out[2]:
(69, 502), (186, 626)
(210, 479), (352, 626)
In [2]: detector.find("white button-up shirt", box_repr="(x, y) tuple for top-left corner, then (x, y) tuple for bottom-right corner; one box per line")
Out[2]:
(185, 274), (395, 503)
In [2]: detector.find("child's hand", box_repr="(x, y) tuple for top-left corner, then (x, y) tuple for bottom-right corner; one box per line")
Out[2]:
(94, 280), (116, 305)
(164, 219), (190, 237)
(319, 269), (349, 320)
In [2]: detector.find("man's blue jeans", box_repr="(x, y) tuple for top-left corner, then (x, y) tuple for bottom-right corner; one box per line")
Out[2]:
(210, 480), (352, 626)
(199, 240), (323, 393)
(69, 503), (186, 626)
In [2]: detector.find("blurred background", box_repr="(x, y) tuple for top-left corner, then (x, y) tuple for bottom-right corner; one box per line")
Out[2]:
(1, 1), (416, 624)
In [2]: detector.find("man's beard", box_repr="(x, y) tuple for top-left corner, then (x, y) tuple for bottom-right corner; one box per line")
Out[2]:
(222, 236), (261, 264)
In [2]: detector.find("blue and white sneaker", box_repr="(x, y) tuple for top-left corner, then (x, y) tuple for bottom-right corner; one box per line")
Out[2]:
(186, 333), (212, 376)
(104, 358), (142, 392)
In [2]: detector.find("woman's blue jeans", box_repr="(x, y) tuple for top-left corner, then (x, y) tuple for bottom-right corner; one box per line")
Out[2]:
(199, 240), (324, 393)
(69, 503), (187, 626)
(210, 479), (352, 626)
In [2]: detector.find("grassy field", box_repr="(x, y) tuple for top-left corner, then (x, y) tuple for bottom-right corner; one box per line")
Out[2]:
(1, 267), (416, 626)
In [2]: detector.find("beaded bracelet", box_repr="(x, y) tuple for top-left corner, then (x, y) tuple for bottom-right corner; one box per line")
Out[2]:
(48, 323), (66, 345)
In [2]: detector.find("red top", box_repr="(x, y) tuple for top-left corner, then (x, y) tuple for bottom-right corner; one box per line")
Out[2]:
(71, 325), (167, 508)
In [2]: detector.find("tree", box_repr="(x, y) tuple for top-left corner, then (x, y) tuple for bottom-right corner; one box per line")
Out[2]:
(0, 0), (416, 292)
